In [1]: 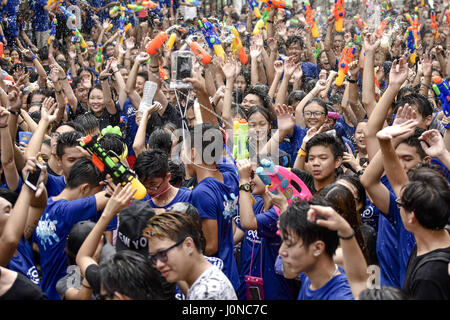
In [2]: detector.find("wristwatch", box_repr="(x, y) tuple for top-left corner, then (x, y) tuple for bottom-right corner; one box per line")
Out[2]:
(239, 183), (251, 192)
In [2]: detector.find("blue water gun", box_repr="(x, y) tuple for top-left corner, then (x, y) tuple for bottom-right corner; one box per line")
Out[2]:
(198, 18), (225, 61)
(48, 18), (57, 46)
(432, 76), (450, 128)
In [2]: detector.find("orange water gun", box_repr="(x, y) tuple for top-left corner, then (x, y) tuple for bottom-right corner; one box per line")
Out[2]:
(186, 37), (212, 65)
(146, 32), (169, 55)
(377, 17), (392, 37)
(333, 0), (345, 32)
(335, 42), (355, 86)
(304, 1), (319, 38)
(430, 10), (439, 39)
(229, 26), (248, 64)
(261, 0), (289, 11)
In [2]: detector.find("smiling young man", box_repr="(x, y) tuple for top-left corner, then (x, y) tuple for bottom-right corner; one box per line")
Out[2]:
(304, 133), (345, 193)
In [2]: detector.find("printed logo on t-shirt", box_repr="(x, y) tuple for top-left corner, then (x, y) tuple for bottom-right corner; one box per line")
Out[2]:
(27, 266), (40, 285)
(223, 193), (238, 219)
(35, 213), (60, 250)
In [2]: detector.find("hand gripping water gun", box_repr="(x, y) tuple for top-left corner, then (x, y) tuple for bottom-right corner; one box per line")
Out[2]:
(72, 28), (87, 49)
(332, 0), (345, 32)
(95, 44), (103, 73)
(430, 10), (439, 39)
(303, 1), (319, 38)
(186, 36), (212, 65)
(146, 32), (169, 55)
(335, 42), (355, 86)
(261, 0), (289, 11)
(256, 158), (313, 211)
(232, 119), (249, 160)
(406, 26), (417, 64)
(199, 18), (225, 61)
(377, 17), (392, 37)
(48, 18), (57, 46)
(252, 19), (264, 35)
(432, 76), (450, 128)
(229, 26), (248, 63)
(248, 0), (261, 18)
(165, 25), (185, 51)
(79, 135), (147, 200)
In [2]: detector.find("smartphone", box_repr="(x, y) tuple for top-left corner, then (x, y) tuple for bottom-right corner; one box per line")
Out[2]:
(170, 51), (194, 89)
(244, 275), (264, 300)
(24, 162), (43, 192)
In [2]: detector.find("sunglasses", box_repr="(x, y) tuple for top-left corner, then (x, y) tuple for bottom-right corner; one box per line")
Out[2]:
(149, 238), (185, 265)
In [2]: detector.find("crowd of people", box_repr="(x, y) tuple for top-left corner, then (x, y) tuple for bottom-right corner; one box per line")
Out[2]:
(0, 0), (449, 301)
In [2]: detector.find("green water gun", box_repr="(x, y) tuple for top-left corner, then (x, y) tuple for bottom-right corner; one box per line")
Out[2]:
(232, 119), (249, 160)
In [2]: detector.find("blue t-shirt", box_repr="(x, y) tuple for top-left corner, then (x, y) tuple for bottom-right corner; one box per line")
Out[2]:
(84, 0), (104, 28)
(7, 237), (40, 286)
(0, 175), (23, 193)
(376, 175), (416, 288)
(235, 196), (298, 300)
(335, 117), (355, 145)
(280, 125), (306, 165)
(297, 266), (354, 300)
(30, 0), (49, 31)
(190, 162), (241, 291)
(361, 196), (380, 232)
(118, 98), (139, 157)
(146, 187), (192, 209)
(32, 196), (99, 300)
(2, 0), (19, 38)
(46, 174), (66, 197)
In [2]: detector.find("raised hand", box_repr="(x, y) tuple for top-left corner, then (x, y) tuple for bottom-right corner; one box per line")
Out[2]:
(250, 44), (262, 59)
(307, 205), (353, 238)
(376, 119), (418, 141)
(284, 56), (299, 77)
(220, 55), (241, 80)
(393, 103), (417, 126)
(236, 158), (253, 181)
(363, 31), (381, 54)
(389, 55), (409, 88)
(274, 60), (284, 75)
(103, 183), (136, 216)
(419, 129), (447, 158)
(276, 104), (296, 135)
(421, 53), (432, 77)
(0, 106), (9, 127)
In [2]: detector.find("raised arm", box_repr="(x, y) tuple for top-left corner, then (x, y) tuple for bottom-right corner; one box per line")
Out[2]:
(0, 107), (19, 191)
(133, 103), (163, 157)
(220, 56), (241, 131)
(236, 159), (258, 230)
(98, 59), (117, 115)
(323, 16), (337, 71)
(307, 205), (368, 300)
(268, 60), (284, 101)
(419, 128), (450, 170)
(295, 78), (328, 127)
(274, 56), (299, 107)
(361, 32), (381, 117)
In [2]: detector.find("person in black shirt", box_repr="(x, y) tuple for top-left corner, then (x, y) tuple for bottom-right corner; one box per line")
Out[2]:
(399, 166), (450, 300)
(0, 266), (47, 300)
(86, 83), (120, 131)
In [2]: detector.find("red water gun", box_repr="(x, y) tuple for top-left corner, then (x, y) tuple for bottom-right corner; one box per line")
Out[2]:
(335, 42), (355, 86)
(261, 0), (289, 11)
(377, 17), (392, 37)
(353, 15), (366, 30)
(304, 1), (319, 38)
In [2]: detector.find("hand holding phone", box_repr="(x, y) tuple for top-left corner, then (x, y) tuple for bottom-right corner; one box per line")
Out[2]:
(22, 156), (47, 195)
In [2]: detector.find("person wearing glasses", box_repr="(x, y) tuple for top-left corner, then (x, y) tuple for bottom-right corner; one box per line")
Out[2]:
(143, 211), (237, 300)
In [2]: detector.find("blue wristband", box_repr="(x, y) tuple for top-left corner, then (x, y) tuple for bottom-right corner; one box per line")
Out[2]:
(31, 55), (37, 61)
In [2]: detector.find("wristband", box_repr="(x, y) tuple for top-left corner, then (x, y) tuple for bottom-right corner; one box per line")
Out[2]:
(0, 124), (7, 128)
(31, 55), (37, 61)
(0, 35), (4, 39)
(59, 76), (67, 81)
(338, 229), (355, 240)
(346, 76), (357, 83)
(8, 108), (19, 115)
(297, 148), (307, 158)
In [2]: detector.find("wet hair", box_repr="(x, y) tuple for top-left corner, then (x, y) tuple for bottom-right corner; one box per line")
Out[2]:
(246, 105), (273, 127)
(0, 188), (19, 206)
(134, 149), (169, 181)
(304, 97), (328, 114)
(285, 35), (304, 49)
(398, 128), (427, 160)
(56, 121), (86, 134)
(305, 132), (345, 163)
(288, 90), (307, 107)
(401, 167), (450, 230)
(395, 93), (433, 119)
(88, 83), (103, 98)
(97, 133), (126, 159)
(244, 85), (271, 110)
(279, 198), (339, 258)
(337, 174), (367, 214)
(168, 160), (185, 188)
(66, 158), (103, 189)
(148, 128), (172, 155)
(56, 130), (84, 159)
(74, 112), (100, 135)
(99, 250), (175, 300)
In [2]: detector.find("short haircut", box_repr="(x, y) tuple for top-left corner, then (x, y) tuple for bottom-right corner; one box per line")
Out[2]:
(143, 211), (203, 253)
(398, 128), (427, 160)
(136, 71), (148, 81)
(188, 123), (223, 165)
(244, 85), (271, 110)
(401, 167), (450, 230)
(57, 121), (86, 134)
(74, 112), (100, 135)
(97, 133), (126, 159)
(288, 90), (307, 107)
(168, 160), (185, 188)
(88, 83), (103, 98)
(134, 149), (169, 181)
(395, 93), (433, 119)
(148, 128), (172, 155)
(303, 97), (328, 114)
(279, 198), (339, 258)
(0, 188), (19, 206)
(305, 132), (345, 163)
(99, 250), (175, 300)
(56, 131), (84, 159)
(66, 158), (103, 189)
(285, 35), (304, 49)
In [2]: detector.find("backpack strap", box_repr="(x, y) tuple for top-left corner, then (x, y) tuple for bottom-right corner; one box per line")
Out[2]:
(410, 251), (450, 282)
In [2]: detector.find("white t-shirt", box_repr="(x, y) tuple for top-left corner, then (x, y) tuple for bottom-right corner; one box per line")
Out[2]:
(186, 266), (237, 300)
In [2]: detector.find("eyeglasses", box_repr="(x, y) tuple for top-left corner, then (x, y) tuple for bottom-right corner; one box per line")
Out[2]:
(149, 238), (185, 265)
(144, 180), (164, 191)
(303, 111), (326, 118)
(395, 198), (405, 209)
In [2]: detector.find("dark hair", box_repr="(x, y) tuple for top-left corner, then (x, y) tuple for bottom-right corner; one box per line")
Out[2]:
(279, 198), (339, 258)
(74, 112), (100, 135)
(66, 220), (96, 265)
(88, 83), (103, 99)
(288, 90), (307, 107)
(304, 97), (328, 114)
(246, 105), (273, 127)
(401, 167), (450, 230)
(99, 250), (175, 300)
(42, 139), (51, 147)
(359, 287), (410, 300)
(319, 184), (370, 263)
(0, 188), (19, 206)
(291, 168), (316, 195)
(98, 133), (126, 159)
(395, 93), (433, 119)
(168, 160), (185, 188)
(285, 35), (304, 49)
(56, 131), (84, 159)
(148, 128), (172, 155)
(56, 121), (86, 134)
(66, 158), (103, 189)
(136, 72), (148, 81)
(30, 111), (41, 123)
(305, 132), (345, 163)
(399, 128), (427, 160)
(187, 123), (223, 165)
(37, 46), (49, 61)
(71, 76), (83, 90)
(244, 85), (271, 110)
(134, 149), (169, 181)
